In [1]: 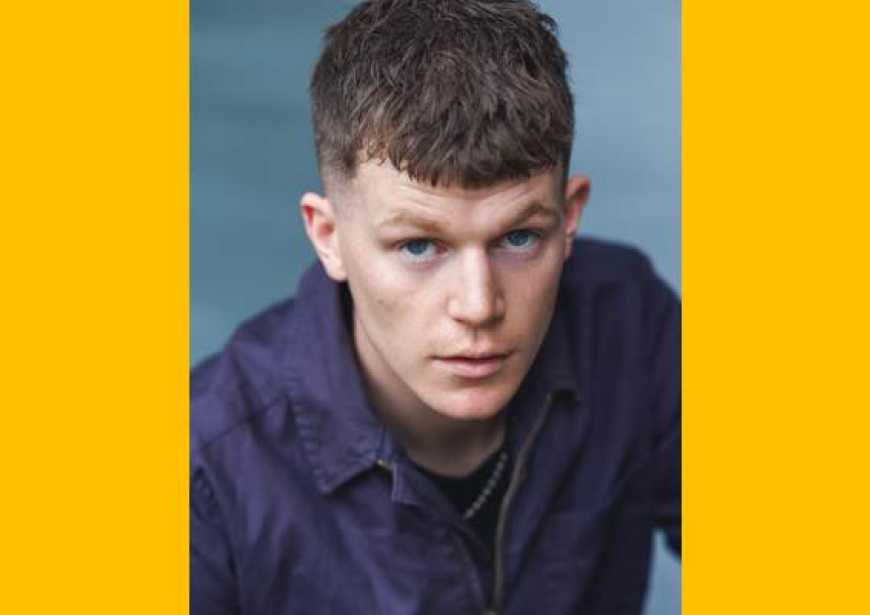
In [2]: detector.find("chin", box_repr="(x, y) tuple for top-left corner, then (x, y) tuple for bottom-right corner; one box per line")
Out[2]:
(425, 383), (516, 422)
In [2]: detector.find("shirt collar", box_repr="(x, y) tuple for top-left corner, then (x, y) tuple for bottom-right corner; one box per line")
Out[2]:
(282, 261), (579, 494)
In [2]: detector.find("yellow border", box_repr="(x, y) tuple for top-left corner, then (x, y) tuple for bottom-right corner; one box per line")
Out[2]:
(685, 1), (870, 613)
(1, 2), (187, 612)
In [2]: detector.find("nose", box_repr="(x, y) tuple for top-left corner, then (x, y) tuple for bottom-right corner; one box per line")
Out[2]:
(446, 249), (505, 327)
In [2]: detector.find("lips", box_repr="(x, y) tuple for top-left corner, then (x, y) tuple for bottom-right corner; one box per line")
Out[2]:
(433, 352), (510, 379)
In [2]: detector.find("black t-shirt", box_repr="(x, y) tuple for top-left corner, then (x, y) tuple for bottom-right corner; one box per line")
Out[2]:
(414, 446), (512, 553)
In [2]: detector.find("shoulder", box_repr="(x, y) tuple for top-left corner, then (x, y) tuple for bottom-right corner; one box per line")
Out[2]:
(558, 237), (680, 352)
(190, 298), (296, 454)
(563, 237), (659, 286)
(560, 236), (677, 310)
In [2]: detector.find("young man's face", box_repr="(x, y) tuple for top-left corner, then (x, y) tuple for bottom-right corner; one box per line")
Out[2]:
(302, 161), (588, 423)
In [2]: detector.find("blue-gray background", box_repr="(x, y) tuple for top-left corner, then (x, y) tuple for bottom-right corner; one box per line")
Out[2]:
(191, 1), (680, 612)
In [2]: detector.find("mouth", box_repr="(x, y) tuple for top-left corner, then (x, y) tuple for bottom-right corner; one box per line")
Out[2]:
(433, 351), (511, 379)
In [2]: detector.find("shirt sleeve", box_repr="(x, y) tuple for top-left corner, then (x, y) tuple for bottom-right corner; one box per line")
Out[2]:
(648, 272), (681, 556)
(191, 462), (241, 615)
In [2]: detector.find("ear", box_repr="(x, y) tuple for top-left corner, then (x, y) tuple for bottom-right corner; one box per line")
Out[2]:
(299, 192), (347, 281)
(561, 175), (591, 260)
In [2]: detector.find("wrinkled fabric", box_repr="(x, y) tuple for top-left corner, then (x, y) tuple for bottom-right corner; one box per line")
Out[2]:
(190, 238), (681, 615)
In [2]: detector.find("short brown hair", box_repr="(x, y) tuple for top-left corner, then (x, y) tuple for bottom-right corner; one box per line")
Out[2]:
(310, 0), (574, 189)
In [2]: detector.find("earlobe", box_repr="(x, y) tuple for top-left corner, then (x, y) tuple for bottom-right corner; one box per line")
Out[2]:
(299, 192), (347, 281)
(562, 175), (591, 260)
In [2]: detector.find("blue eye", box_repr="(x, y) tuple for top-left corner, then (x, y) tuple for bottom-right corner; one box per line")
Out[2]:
(502, 230), (540, 250)
(404, 239), (430, 255)
(399, 239), (438, 262)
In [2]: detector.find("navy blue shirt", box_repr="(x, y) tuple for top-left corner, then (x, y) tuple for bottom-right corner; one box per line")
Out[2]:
(191, 238), (681, 614)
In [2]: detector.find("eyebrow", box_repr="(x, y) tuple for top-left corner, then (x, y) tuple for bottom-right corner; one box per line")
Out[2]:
(507, 201), (562, 227)
(376, 211), (446, 235)
(376, 201), (561, 234)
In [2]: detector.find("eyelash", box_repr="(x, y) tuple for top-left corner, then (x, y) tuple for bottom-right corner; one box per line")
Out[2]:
(397, 229), (544, 264)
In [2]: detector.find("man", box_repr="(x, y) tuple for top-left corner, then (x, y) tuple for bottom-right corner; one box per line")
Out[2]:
(191, 1), (680, 613)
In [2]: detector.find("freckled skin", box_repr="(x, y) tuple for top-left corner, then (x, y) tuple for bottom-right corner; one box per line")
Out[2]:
(302, 160), (588, 469)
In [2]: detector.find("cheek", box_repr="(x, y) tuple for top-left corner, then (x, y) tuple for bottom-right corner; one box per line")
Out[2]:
(357, 274), (401, 326)
(506, 256), (562, 315)
(348, 256), (419, 333)
(499, 262), (562, 358)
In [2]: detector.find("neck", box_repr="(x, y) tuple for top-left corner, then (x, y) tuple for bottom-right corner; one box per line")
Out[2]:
(376, 396), (505, 477)
(351, 318), (505, 477)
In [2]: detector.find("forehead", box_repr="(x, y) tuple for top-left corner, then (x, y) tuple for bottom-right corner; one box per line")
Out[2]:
(343, 160), (563, 230)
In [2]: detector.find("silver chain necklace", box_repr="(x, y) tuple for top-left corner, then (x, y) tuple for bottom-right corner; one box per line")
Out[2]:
(462, 450), (509, 520)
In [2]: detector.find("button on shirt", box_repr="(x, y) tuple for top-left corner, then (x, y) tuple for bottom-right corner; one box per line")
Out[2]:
(190, 238), (681, 615)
